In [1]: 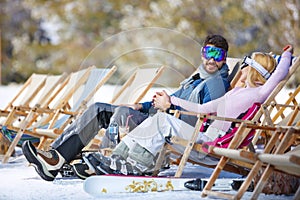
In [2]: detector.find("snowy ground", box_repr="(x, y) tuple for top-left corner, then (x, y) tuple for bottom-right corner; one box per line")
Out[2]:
(0, 152), (294, 200)
(0, 84), (296, 200)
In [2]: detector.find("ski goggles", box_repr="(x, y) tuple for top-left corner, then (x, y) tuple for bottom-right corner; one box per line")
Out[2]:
(201, 46), (227, 62)
(240, 56), (271, 79)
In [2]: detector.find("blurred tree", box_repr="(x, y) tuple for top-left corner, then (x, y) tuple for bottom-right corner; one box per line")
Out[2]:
(0, 0), (299, 87)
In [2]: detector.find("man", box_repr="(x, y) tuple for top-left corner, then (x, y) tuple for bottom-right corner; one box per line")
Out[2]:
(22, 34), (230, 181)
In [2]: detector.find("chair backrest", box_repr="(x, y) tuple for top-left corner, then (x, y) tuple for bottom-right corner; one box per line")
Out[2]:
(109, 66), (165, 105)
(3, 73), (48, 110)
(38, 73), (69, 109)
(202, 102), (261, 152)
(30, 67), (94, 128)
(72, 66), (117, 112)
(2, 73), (68, 127)
(227, 57), (241, 75)
(51, 67), (94, 110)
(227, 57), (242, 89)
(49, 66), (117, 130)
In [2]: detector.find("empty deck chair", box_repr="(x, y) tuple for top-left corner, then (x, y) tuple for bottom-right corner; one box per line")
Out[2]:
(0, 73), (62, 155)
(1, 67), (95, 163)
(208, 126), (300, 199)
(0, 73), (68, 145)
(35, 66), (117, 149)
(0, 73), (48, 123)
(109, 66), (165, 105)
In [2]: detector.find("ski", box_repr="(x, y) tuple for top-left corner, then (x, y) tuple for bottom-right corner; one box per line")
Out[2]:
(83, 175), (246, 197)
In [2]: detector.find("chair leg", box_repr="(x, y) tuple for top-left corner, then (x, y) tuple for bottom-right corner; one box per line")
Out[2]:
(2, 130), (24, 163)
(250, 165), (274, 200)
(250, 127), (295, 199)
(201, 156), (229, 198)
(235, 161), (263, 200)
(234, 129), (282, 199)
(152, 142), (168, 176)
(174, 117), (203, 178)
(2, 111), (36, 163)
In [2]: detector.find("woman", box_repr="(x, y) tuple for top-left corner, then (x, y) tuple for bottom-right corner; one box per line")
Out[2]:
(86, 45), (294, 176)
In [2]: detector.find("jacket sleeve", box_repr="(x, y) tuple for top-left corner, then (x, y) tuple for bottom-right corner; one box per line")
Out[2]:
(202, 77), (230, 104)
(139, 101), (152, 113)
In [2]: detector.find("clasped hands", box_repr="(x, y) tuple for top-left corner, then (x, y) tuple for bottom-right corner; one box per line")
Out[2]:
(152, 90), (171, 112)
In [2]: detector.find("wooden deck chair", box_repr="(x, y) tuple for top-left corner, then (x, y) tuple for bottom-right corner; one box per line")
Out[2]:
(109, 66), (165, 105)
(83, 66), (165, 153)
(1, 67), (95, 163)
(153, 56), (300, 179)
(207, 126), (300, 199)
(152, 104), (262, 176)
(198, 57), (300, 199)
(0, 73), (67, 144)
(205, 89), (300, 199)
(34, 66), (117, 149)
(1, 73), (68, 128)
(0, 73), (63, 155)
(0, 73), (48, 122)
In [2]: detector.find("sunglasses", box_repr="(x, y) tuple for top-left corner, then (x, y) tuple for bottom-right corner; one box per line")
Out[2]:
(201, 46), (227, 62)
(240, 56), (271, 79)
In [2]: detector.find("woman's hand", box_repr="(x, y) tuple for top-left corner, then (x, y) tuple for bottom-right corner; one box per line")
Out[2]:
(152, 90), (171, 111)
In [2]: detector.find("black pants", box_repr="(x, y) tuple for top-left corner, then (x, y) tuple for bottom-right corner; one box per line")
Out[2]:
(51, 102), (149, 162)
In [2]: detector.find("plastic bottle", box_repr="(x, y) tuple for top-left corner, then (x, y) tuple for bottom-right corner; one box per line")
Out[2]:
(108, 121), (119, 146)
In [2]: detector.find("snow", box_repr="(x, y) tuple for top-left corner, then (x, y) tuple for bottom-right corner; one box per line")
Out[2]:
(0, 84), (296, 200)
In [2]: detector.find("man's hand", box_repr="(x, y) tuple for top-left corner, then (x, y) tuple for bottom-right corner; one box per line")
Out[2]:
(118, 103), (142, 110)
(153, 90), (171, 111)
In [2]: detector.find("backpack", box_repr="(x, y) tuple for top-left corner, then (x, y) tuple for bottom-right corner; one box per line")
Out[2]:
(202, 102), (261, 153)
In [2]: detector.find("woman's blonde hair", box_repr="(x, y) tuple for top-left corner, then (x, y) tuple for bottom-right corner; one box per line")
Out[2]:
(246, 52), (277, 87)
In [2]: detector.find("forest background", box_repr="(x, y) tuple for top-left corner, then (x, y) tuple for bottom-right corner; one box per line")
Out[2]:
(0, 0), (299, 88)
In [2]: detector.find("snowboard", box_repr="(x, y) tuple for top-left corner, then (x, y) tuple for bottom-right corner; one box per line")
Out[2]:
(83, 175), (243, 197)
